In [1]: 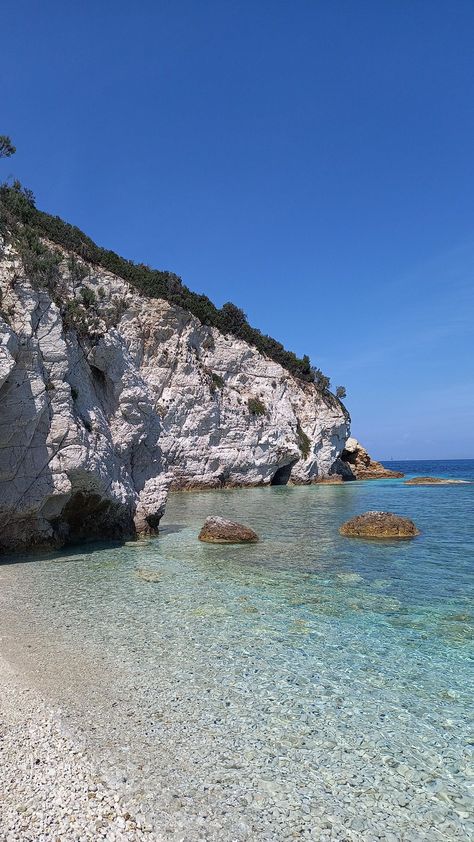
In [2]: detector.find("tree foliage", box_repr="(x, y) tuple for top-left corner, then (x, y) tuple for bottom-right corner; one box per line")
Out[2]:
(311, 366), (331, 391)
(80, 286), (97, 308)
(0, 136), (16, 159)
(0, 183), (335, 390)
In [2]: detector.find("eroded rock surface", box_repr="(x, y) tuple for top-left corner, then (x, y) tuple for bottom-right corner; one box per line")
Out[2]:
(134, 300), (349, 489)
(198, 516), (259, 544)
(334, 437), (404, 480)
(0, 237), (349, 551)
(339, 511), (419, 539)
(0, 241), (167, 552)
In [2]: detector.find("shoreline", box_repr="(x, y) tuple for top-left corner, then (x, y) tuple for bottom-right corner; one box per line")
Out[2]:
(0, 654), (156, 841)
(0, 472), (472, 841)
(0, 467), (467, 561)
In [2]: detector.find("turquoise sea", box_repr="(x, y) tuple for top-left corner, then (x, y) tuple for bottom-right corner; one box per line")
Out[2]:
(0, 460), (473, 840)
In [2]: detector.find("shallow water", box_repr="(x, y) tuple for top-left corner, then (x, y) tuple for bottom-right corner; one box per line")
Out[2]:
(1, 462), (473, 840)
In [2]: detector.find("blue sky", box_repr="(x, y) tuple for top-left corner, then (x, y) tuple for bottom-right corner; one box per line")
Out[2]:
(3, 1), (473, 459)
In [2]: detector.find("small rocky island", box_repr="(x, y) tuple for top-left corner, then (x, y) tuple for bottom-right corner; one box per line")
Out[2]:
(340, 511), (419, 539)
(404, 477), (469, 485)
(198, 517), (259, 544)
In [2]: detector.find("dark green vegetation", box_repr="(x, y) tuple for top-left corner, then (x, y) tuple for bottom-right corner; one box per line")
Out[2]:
(210, 372), (225, 390)
(0, 181), (333, 389)
(248, 397), (266, 416)
(296, 422), (311, 459)
(0, 136), (16, 159)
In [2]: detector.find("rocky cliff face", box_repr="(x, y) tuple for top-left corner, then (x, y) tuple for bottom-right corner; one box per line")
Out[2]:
(0, 241), (168, 553)
(135, 299), (348, 489)
(0, 238), (349, 552)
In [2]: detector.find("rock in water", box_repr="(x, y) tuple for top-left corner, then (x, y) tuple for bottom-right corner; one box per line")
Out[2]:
(404, 477), (469, 485)
(334, 438), (404, 480)
(135, 568), (162, 582)
(339, 511), (419, 539)
(198, 516), (259, 544)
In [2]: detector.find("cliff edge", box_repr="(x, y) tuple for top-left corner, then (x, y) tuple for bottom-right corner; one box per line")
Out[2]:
(0, 224), (349, 552)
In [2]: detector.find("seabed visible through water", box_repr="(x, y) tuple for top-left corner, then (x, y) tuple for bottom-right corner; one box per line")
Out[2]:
(0, 464), (473, 840)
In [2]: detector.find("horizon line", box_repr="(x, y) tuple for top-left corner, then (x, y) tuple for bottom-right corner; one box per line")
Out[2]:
(379, 456), (474, 462)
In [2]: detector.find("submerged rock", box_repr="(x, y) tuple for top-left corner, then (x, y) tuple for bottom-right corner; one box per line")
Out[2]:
(135, 568), (162, 582)
(404, 476), (469, 485)
(198, 516), (259, 544)
(340, 511), (419, 539)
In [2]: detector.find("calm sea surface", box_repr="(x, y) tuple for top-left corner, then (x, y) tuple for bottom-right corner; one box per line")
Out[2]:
(0, 460), (473, 840)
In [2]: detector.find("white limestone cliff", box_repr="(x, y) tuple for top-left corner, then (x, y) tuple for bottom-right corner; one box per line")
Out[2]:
(0, 238), (349, 551)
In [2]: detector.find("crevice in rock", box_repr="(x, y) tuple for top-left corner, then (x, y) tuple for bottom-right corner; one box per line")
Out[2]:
(270, 460), (297, 486)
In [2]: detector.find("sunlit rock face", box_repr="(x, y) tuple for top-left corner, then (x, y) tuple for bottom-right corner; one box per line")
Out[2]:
(130, 298), (349, 490)
(0, 237), (349, 551)
(334, 437), (403, 481)
(0, 241), (167, 552)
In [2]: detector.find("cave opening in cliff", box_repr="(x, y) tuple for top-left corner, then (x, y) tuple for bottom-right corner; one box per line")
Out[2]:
(58, 490), (133, 544)
(270, 461), (297, 486)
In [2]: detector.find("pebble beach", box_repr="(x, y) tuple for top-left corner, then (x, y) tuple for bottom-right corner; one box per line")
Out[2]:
(0, 655), (157, 841)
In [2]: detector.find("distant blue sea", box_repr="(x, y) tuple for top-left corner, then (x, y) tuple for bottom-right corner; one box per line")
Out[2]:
(383, 458), (474, 481)
(0, 460), (472, 838)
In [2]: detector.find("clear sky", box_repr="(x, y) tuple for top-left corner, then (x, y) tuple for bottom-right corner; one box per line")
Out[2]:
(3, 1), (473, 459)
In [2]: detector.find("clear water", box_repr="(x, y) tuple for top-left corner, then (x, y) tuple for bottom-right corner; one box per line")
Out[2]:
(1, 461), (473, 840)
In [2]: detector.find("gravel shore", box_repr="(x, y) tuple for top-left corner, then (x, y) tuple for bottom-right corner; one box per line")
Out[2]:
(0, 655), (160, 842)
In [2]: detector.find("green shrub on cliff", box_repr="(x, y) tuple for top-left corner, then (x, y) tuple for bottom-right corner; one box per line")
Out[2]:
(211, 372), (225, 390)
(311, 367), (331, 391)
(80, 286), (97, 308)
(248, 397), (266, 416)
(296, 422), (311, 459)
(63, 300), (89, 335)
(17, 227), (62, 292)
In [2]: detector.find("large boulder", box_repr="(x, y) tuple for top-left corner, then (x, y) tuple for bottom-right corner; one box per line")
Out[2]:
(198, 516), (259, 544)
(339, 511), (419, 539)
